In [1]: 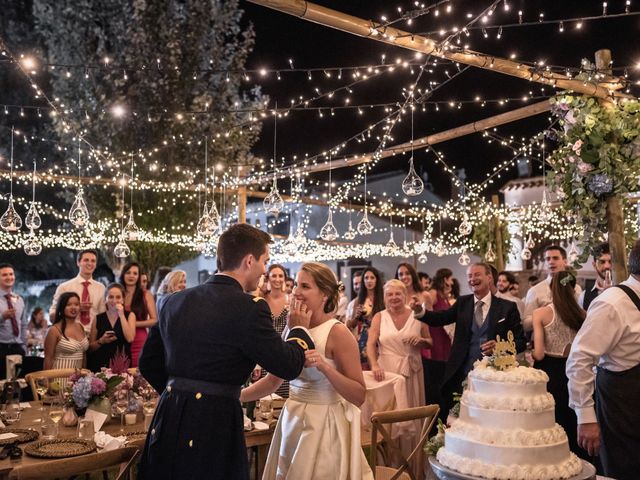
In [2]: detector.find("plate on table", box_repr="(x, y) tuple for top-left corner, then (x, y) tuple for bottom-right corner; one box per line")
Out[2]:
(0, 428), (39, 445)
(429, 457), (597, 480)
(123, 430), (147, 444)
(24, 439), (97, 458)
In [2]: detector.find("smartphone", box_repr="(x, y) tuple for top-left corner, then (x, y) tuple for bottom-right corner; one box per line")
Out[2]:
(105, 330), (116, 337)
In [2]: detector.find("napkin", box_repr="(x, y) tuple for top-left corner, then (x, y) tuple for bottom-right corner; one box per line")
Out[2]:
(252, 421), (269, 431)
(94, 431), (126, 451)
(243, 415), (252, 431)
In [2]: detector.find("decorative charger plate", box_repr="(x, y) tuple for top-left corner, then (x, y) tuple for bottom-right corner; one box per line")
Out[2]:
(24, 439), (97, 458)
(0, 428), (39, 445)
(429, 457), (597, 480)
(124, 430), (147, 444)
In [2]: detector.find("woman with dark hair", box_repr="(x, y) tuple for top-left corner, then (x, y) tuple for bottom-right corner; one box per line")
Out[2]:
(450, 278), (461, 304)
(87, 283), (136, 372)
(119, 262), (158, 367)
(44, 292), (89, 370)
(346, 266), (384, 369)
(257, 264), (291, 397)
(395, 262), (430, 315)
(533, 271), (586, 458)
(241, 262), (372, 480)
(423, 268), (454, 408)
(27, 307), (48, 351)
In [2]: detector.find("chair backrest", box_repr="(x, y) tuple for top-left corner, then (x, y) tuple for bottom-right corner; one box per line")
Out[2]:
(25, 368), (88, 400)
(370, 404), (440, 480)
(15, 446), (140, 479)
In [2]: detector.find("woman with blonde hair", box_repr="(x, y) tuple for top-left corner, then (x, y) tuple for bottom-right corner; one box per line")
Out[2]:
(241, 262), (373, 480)
(156, 270), (187, 312)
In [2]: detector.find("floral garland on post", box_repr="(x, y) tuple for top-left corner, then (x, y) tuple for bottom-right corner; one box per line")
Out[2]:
(547, 93), (640, 264)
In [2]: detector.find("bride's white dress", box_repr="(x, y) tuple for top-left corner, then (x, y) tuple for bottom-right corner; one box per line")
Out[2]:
(262, 319), (374, 480)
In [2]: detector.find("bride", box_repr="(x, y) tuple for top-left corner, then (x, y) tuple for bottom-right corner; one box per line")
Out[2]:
(241, 262), (373, 480)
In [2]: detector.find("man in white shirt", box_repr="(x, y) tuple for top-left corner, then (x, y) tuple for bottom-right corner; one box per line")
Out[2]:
(50, 249), (106, 333)
(522, 245), (582, 332)
(577, 242), (612, 311)
(566, 241), (640, 480)
(495, 270), (525, 318)
(344, 270), (363, 324)
(0, 263), (28, 379)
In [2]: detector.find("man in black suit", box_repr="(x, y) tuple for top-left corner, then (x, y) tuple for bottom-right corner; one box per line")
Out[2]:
(139, 224), (315, 479)
(419, 262), (526, 419)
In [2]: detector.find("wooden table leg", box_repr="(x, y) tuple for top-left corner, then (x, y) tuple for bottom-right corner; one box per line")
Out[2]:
(256, 445), (268, 479)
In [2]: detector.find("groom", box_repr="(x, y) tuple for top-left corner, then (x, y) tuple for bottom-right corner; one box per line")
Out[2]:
(139, 224), (314, 479)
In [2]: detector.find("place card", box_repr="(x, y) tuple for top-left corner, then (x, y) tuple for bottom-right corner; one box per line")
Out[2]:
(84, 409), (108, 432)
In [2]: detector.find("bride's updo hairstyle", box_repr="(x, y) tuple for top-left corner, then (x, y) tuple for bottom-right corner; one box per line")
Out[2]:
(300, 262), (340, 314)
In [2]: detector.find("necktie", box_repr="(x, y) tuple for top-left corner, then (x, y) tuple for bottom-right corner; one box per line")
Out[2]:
(80, 281), (91, 326)
(4, 294), (19, 337)
(474, 300), (484, 327)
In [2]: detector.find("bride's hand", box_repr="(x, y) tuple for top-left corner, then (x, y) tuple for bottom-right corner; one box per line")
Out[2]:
(305, 350), (326, 370)
(288, 297), (312, 329)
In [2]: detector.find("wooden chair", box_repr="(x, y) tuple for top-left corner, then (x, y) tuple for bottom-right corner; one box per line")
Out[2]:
(14, 446), (140, 480)
(25, 368), (89, 400)
(370, 404), (440, 480)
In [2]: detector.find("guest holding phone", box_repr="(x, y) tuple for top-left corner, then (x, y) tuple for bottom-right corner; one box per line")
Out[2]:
(87, 283), (136, 372)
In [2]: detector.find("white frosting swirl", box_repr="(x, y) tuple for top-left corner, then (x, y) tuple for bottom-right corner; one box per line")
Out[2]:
(470, 358), (549, 384)
(447, 420), (568, 446)
(463, 391), (555, 412)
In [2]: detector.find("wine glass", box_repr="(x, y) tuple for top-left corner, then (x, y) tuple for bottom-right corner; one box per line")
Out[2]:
(48, 396), (64, 437)
(142, 391), (157, 430)
(114, 391), (129, 433)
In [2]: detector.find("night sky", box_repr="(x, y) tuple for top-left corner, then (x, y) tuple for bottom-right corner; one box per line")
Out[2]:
(242, 0), (640, 201)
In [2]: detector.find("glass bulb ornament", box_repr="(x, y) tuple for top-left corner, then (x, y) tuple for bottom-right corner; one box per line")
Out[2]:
(357, 210), (373, 235)
(25, 202), (41, 230)
(319, 210), (338, 242)
(568, 243), (579, 264)
(208, 202), (221, 231)
(418, 253), (428, 264)
(526, 233), (536, 249)
(123, 211), (141, 241)
(458, 252), (471, 266)
(343, 220), (356, 240)
(539, 190), (553, 222)
(23, 229), (42, 256)
(196, 204), (216, 237)
(435, 241), (446, 257)
(458, 217), (473, 236)
(263, 181), (284, 216)
(113, 235), (131, 258)
(0, 196), (22, 232)
(485, 242), (496, 263)
(521, 247), (532, 261)
(386, 230), (397, 251)
(401, 157), (424, 196)
(69, 188), (90, 227)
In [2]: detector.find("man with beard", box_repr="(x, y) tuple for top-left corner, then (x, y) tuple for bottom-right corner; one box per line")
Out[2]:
(577, 242), (612, 310)
(523, 245), (582, 332)
(496, 271), (525, 317)
(420, 263), (526, 419)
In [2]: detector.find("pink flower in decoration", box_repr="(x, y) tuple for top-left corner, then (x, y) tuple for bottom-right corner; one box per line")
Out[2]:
(567, 155), (578, 163)
(572, 139), (583, 155)
(577, 160), (594, 175)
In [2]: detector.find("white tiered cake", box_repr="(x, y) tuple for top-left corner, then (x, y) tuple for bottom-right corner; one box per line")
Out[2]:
(436, 357), (583, 480)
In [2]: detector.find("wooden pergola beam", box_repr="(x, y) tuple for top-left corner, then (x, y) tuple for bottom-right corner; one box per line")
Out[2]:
(247, 0), (623, 99)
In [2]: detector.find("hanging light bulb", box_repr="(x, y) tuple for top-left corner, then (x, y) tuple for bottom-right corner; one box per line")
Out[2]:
(521, 247), (532, 260)
(25, 160), (41, 230)
(69, 139), (90, 227)
(263, 179), (284, 216)
(401, 102), (424, 196)
(357, 210), (373, 235)
(526, 232), (536, 249)
(123, 210), (141, 241)
(386, 218), (397, 251)
(113, 235), (130, 258)
(458, 216), (473, 236)
(23, 228), (42, 256)
(435, 240), (446, 257)
(1, 127), (22, 232)
(208, 199), (221, 231)
(485, 242), (496, 262)
(568, 242), (579, 263)
(402, 157), (424, 196)
(320, 209), (338, 242)
(458, 251), (471, 266)
(418, 252), (428, 264)
(343, 219), (356, 240)
(197, 203), (214, 236)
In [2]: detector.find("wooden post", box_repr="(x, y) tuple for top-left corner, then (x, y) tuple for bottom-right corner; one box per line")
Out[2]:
(491, 195), (505, 272)
(237, 166), (248, 224)
(595, 49), (628, 282)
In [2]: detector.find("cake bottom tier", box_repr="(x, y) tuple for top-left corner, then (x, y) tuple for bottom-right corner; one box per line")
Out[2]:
(436, 448), (583, 480)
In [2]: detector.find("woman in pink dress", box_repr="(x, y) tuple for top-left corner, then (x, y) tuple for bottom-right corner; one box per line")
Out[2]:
(120, 262), (157, 367)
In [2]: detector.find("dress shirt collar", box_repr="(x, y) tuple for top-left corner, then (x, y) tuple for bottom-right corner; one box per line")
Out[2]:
(0, 288), (14, 297)
(74, 274), (95, 285)
(474, 291), (492, 306)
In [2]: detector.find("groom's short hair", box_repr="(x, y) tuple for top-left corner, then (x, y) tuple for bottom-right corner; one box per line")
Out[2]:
(217, 224), (273, 271)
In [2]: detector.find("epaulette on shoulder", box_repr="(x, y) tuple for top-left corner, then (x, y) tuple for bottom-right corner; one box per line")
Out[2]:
(252, 296), (265, 303)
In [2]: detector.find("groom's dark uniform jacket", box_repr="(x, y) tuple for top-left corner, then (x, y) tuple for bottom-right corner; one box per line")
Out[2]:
(418, 293), (526, 417)
(138, 274), (314, 480)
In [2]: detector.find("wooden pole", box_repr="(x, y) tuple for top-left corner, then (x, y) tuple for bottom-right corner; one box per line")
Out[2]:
(248, 0), (625, 99)
(595, 49), (628, 282)
(491, 194), (505, 272)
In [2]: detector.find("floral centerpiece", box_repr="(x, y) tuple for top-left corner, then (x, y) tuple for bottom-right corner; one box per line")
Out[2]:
(547, 74), (640, 264)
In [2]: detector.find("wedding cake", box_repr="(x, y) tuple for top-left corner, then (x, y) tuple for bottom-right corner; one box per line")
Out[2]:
(436, 334), (583, 480)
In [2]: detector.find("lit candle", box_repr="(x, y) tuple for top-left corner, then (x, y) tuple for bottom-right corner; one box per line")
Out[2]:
(125, 413), (137, 425)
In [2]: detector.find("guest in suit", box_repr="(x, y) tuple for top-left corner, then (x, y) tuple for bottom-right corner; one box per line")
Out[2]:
(577, 242), (612, 310)
(138, 224), (314, 480)
(419, 262), (526, 420)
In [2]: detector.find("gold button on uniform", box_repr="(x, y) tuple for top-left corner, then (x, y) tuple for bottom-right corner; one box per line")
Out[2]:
(151, 429), (156, 435)
(195, 392), (202, 400)
(189, 440), (193, 447)
(166, 386), (172, 392)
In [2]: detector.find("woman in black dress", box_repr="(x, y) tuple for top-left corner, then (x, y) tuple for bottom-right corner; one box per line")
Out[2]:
(88, 283), (136, 372)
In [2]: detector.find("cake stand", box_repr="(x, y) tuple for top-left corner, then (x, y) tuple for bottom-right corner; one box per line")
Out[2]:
(429, 456), (597, 480)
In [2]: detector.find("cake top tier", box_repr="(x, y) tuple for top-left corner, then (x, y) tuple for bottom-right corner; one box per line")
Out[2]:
(470, 357), (549, 384)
